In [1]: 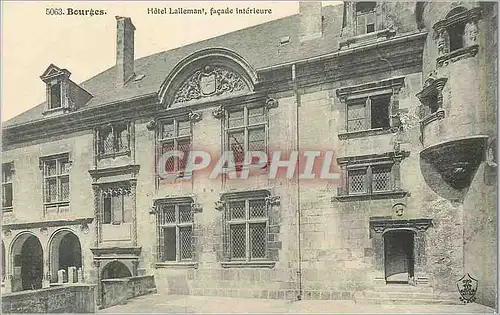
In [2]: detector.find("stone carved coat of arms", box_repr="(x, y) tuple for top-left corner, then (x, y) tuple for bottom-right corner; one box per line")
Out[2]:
(173, 65), (249, 104)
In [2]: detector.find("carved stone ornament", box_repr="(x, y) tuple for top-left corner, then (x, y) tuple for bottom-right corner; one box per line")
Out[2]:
(212, 105), (224, 119)
(40, 227), (48, 234)
(393, 203), (406, 217)
(173, 65), (249, 104)
(146, 120), (157, 131)
(214, 200), (225, 211)
(265, 98), (279, 110)
(265, 196), (281, 207)
(4, 229), (11, 237)
(188, 111), (202, 122)
(191, 202), (203, 212)
(80, 222), (90, 234)
(101, 185), (133, 197)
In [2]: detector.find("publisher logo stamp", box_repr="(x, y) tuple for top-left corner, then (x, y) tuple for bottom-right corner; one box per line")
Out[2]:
(457, 273), (478, 303)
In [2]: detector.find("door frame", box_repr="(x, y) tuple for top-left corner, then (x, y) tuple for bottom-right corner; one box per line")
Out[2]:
(383, 228), (415, 284)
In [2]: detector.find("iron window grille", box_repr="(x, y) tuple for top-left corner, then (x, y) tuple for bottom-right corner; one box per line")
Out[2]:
(347, 164), (393, 195)
(226, 197), (269, 261)
(225, 105), (267, 170)
(2, 163), (14, 210)
(158, 117), (192, 177)
(157, 203), (193, 262)
(96, 123), (130, 158)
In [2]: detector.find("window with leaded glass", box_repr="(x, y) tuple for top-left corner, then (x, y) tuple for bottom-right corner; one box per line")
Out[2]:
(2, 163), (14, 210)
(226, 105), (267, 168)
(97, 123), (130, 157)
(42, 156), (70, 203)
(226, 197), (268, 261)
(157, 202), (193, 262)
(158, 117), (192, 177)
(356, 2), (377, 35)
(347, 164), (393, 195)
(346, 95), (391, 132)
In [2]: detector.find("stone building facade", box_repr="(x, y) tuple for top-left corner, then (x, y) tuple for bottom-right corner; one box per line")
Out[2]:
(2, 1), (497, 309)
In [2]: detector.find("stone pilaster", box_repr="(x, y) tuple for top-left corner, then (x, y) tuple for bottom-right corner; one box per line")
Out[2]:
(92, 184), (101, 247)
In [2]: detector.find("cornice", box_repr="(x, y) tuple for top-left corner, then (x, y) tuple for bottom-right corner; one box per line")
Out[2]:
(3, 217), (93, 231)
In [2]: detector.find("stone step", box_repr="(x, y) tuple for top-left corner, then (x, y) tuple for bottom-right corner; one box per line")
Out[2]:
(372, 285), (434, 293)
(355, 291), (435, 299)
(354, 297), (462, 305)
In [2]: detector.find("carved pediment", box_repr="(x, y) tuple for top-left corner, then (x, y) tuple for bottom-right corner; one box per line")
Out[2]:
(40, 64), (71, 82)
(172, 65), (249, 105)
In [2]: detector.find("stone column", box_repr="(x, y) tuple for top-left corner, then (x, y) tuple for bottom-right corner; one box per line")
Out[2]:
(372, 228), (386, 284)
(92, 185), (101, 247)
(413, 230), (429, 285)
(132, 260), (139, 277)
(464, 20), (478, 47)
(94, 260), (102, 306)
(436, 29), (448, 57)
(43, 248), (51, 288)
(131, 180), (138, 246)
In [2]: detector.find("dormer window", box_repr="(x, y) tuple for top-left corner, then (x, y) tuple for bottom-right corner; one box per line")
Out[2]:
(39, 64), (93, 115)
(356, 2), (376, 35)
(49, 83), (62, 109)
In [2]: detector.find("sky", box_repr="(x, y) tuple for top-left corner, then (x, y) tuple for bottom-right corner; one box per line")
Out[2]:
(1, 1), (341, 123)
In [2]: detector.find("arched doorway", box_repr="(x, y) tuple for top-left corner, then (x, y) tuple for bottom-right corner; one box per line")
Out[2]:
(49, 230), (82, 283)
(101, 261), (132, 280)
(384, 229), (415, 284)
(10, 233), (43, 291)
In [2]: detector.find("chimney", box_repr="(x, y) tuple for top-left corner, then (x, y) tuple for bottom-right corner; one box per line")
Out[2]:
(299, 2), (323, 42)
(116, 16), (135, 86)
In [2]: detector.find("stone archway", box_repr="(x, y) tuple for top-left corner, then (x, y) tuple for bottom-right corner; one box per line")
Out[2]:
(101, 261), (132, 280)
(10, 233), (43, 291)
(49, 230), (82, 283)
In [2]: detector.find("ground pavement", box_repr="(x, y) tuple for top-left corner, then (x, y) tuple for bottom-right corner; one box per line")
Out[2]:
(99, 293), (496, 313)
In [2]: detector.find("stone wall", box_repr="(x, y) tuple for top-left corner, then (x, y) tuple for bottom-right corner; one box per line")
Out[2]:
(2, 284), (96, 313)
(101, 275), (157, 309)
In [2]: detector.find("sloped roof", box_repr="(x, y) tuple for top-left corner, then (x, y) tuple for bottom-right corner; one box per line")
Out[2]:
(4, 4), (344, 128)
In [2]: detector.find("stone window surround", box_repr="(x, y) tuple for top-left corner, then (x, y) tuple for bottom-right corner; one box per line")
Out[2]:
(416, 74), (447, 132)
(39, 152), (72, 215)
(212, 97), (278, 171)
(337, 77), (405, 139)
(216, 189), (280, 269)
(333, 151), (410, 201)
(433, 7), (482, 68)
(89, 165), (140, 248)
(152, 196), (202, 269)
(40, 69), (72, 116)
(2, 162), (15, 212)
(94, 121), (132, 160)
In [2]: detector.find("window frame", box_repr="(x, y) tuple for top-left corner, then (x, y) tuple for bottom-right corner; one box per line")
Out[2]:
(49, 82), (62, 109)
(224, 104), (268, 169)
(346, 163), (394, 196)
(345, 93), (392, 133)
(225, 195), (269, 262)
(42, 156), (70, 204)
(157, 116), (192, 178)
(335, 152), (409, 201)
(102, 193), (125, 225)
(2, 163), (14, 211)
(355, 2), (377, 35)
(96, 122), (131, 159)
(156, 201), (194, 263)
